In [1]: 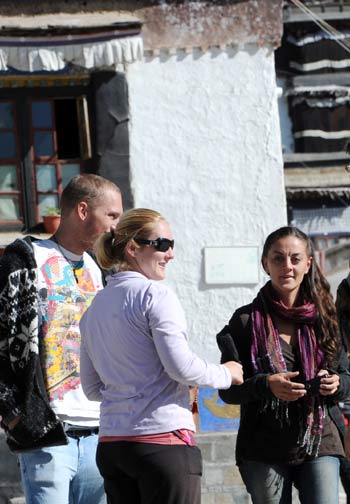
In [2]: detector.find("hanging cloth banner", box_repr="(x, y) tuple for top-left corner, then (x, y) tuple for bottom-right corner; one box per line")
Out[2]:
(291, 98), (350, 153)
(286, 31), (350, 74)
(0, 27), (143, 72)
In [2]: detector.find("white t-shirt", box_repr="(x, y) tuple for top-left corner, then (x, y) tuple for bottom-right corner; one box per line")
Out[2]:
(33, 239), (103, 426)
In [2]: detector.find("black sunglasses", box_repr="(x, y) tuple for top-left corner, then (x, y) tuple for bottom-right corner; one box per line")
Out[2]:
(135, 237), (175, 252)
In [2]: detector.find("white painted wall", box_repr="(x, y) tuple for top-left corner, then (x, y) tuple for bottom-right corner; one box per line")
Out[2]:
(277, 76), (295, 154)
(127, 45), (287, 361)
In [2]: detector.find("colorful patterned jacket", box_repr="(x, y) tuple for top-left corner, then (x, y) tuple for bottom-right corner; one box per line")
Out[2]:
(0, 237), (67, 452)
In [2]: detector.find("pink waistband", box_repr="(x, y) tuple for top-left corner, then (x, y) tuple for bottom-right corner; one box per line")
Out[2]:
(99, 429), (196, 446)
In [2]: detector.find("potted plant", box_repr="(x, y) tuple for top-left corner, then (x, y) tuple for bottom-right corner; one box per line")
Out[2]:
(42, 206), (61, 234)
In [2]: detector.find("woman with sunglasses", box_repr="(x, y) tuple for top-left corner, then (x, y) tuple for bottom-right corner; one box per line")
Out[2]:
(217, 226), (350, 504)
(79, 208), (243, 504)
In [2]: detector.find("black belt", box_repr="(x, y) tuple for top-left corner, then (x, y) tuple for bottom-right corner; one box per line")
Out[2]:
(66, 427), (99, 439)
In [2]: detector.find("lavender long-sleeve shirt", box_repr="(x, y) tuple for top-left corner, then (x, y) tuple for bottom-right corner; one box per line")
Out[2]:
(80, 271), (231, 436)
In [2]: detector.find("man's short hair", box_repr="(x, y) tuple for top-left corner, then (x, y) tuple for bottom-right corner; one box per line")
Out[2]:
(60, 174), (120, 216)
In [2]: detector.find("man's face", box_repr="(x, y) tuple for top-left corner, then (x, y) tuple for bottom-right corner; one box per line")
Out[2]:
(84, 189), (123, 248)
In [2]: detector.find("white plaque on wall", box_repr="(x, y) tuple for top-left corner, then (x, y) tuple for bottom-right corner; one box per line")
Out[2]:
(204, 246), (260, 285)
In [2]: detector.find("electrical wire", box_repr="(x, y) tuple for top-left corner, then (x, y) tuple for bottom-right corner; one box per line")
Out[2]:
(289, 0), (350, 54)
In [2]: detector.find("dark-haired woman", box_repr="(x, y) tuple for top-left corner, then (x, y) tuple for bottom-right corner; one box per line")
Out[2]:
(217, 226), (350, 504)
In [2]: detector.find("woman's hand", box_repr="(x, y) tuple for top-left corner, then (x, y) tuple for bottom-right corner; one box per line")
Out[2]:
(318, 369), (339, 396)
(223, 361), (244, 385)
(267, 371), (306, 402)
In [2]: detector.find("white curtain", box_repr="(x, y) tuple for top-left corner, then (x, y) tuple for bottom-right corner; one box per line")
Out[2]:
(0, 35), (143, 72)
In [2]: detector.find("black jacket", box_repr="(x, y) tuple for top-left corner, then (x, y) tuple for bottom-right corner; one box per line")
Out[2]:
(0, 237), (105, 452)
(335, 276), (350, 416)
(217, 304), (350, 465)
(0, 237), (67, 451)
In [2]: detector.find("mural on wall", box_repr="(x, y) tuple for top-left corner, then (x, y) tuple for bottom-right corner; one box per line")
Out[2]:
(198, 388), (240, 432)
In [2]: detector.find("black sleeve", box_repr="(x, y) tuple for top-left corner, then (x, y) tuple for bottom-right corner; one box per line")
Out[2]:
(328, 346), (350, 404)
(335, 280), (350, 353)
(216, 308), (272, 405)
(0, 239), (36, 425)
(0, 293), (22, 420)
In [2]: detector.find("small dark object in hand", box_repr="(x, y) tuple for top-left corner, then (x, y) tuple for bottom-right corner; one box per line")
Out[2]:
(304, 374), (329, 396)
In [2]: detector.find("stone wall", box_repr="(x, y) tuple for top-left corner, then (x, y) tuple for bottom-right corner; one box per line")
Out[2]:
(197, 432), (251, 504)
